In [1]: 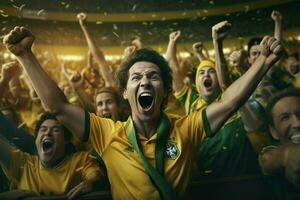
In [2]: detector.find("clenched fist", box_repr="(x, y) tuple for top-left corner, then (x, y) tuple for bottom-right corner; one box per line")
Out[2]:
(77, 12), (87, 26)
(212, 21), (231, 41)
(260, 36), (283, 66)
(3, 26), (35, 56)
(169, 30), (181, 42)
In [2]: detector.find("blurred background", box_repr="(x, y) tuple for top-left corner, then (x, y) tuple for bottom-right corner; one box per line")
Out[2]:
(0, 0), (299, 61)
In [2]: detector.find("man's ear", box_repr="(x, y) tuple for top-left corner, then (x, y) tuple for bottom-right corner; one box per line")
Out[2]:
(123, 89), (128, 100)
(269, 125), (280, 140)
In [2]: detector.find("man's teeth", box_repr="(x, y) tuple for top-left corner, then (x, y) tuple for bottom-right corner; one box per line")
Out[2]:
(291, 134), (300, 144)
(140, 93), (152, 97)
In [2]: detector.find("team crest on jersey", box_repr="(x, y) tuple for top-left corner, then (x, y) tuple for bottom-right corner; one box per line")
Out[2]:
(165, 142), (180, 160)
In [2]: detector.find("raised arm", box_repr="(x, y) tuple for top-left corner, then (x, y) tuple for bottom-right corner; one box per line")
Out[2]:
(192, 42), (208, 63)
(3, 27), (86, 140)
(206, 36), (283, 134)
(0, 62), (18, 99)
(165, 30), (185, 92)
(77, 13), (115, 87)
(271, 10), (282, 41)
(212, 20), (232, 90)
(68, 72), (95, 113)
(0, 112), (36, 154)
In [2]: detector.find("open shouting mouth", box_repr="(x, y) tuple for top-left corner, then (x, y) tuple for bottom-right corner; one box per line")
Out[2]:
(138, 92), (154, 111)
(203, 78), (213, 89)
(42, 138), (54, 154)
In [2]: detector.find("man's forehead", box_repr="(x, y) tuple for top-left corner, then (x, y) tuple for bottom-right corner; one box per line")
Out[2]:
(96, 92), (115, 102)
(273, 96), (300, 114)
(129, 61), (161, 74)
(41, 119), (61, 127)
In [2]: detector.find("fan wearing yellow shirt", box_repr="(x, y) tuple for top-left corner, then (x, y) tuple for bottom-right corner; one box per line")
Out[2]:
(0, 112), (103, 199)
(3, 26), (284, 199)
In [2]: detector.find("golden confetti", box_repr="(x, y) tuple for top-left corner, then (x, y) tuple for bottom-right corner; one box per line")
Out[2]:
(0, 10), (4, 13)
(12, 137), (20, 140)
(1, 13), (8, 17)
(132, 4), (138, 11)
(61, 1), (66, 5)
(1, 27), (7, 31)
(65, 4), (69, 9)
(37, 9), (44, 16)
(10, 0), (14, 2)
(76, 166), (84, 172)
(204, 170), (213, 174)
(19, 4), (26, 11)
(203, 9), (208, 13)
(113, 31), (119, 38)
(88, 155), (97, 159)
(222, 146), (227, 150)
(12, 4), (19, 9)
(96, 21), (103, 24)
(17, 121), (26, 129)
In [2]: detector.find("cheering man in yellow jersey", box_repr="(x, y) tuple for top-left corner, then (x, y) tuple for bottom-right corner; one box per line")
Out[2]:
(0, 112), (103, 199)
(3, 26), (283, 199)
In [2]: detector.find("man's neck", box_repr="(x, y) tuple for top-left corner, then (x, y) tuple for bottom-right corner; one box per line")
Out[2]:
(202, 91), (220, 104)
(132, 114), (160, 139)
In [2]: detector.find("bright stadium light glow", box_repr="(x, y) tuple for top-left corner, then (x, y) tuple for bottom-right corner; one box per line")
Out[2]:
(57, 55), (84, 61)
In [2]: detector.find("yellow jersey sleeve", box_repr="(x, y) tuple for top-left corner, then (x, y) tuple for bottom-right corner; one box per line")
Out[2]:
(79, 152), (104, 181)
(173, 108), (206, 149)
(85, 111), (123, 155)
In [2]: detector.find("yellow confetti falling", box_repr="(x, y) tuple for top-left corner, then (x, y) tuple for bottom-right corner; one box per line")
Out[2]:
(1, 13), (8, 17)
(76, 166), (84, 172)
(12, 137), (20, 140)
(37, 9), (44, 16)
(18, 121), (26, 129)
(203, 9), (208, 13)
(1, 27), (7, 31)
(222, 146), (227, 150)
(204, 170), (213, 174)
(12, 4), (19, 9)
(113, 31), (119, 38)
(10, 0), (14, 2)
(19, 4), (26, 11)
(61, 2), (66, 5)
(132, 4), (138, 11)
(0, 10), (4, 13)
(96, 21), (103, 24)
(88, 155), (97, 160)
(65, 4), (69, 9)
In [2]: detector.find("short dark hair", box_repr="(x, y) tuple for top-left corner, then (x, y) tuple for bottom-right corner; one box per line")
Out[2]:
(117, 48), (173, 108)
(247, 37), (262, 54)
(266, 88), (300, 126)
(34, 112), (72, 141)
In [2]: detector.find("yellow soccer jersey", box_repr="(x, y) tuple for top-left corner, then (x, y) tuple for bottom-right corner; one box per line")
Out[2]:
(85, 110), (206, 199)
(1, 148), (102, 195)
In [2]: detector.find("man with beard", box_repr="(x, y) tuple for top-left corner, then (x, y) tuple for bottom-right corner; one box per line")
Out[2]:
(3, 26), (283, 199)
(0, 112), (103, 199)
(260, 88), (300, 199)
